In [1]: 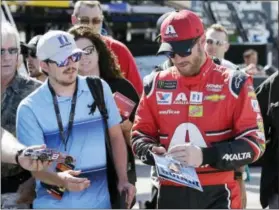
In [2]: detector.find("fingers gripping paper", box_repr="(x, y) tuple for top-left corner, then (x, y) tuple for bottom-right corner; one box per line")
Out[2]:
(151, 152), (203, 192)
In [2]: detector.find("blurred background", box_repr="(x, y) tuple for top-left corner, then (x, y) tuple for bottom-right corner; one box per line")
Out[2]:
(2, 0), (278, 77)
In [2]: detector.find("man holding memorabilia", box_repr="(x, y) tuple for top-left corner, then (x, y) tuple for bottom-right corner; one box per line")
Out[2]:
(131, 10), (265, 209)
(16, 30), (135, 208)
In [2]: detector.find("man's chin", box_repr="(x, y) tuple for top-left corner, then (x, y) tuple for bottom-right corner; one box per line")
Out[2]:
(1, 67), (16, 77)
(177, 67), (200, 77)
(59, 75), (77, 86)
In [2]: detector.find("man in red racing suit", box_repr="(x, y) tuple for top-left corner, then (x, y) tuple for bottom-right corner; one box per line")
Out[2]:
(131, 10), (265, 209)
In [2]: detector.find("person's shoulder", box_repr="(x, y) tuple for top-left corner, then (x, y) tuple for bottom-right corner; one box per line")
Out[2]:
(108, 78), (139, 101)
(18, 74), (42, 85)
(222, 68), (250, 98)
(102, 35), (130, 52)
(259, 71), (278, 88)
(82, 75), (109, 93)
(143, 67), (174, 96)
(19, 81), (47, 108)
(108, 77), (133, 89)
(255, 72), (278, 97)
(221, 59), (239, 70)
(143, 59), (173, 86)
(16, 74), (41, 90)
(102, 35), (125, 47)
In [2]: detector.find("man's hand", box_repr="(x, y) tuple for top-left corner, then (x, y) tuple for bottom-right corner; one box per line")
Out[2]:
(151, 146), (167, 155)
(19, 144), (52, 171)
(117, 181), (136, 209)
(168, 143), (203, 167)
(243, 63), (258, 75)
(57, 170), (91, 192)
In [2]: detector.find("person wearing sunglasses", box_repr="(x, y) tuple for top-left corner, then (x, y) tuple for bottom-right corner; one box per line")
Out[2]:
(71, 1), (143, 96)
(205, 23), (252, 208)
(131, 10), (265, 209)
(1, 22), (42, 209)
(21, 35), (47, 82)
(204, 24), (240, 71)
(16, 30), (134, 208)
(68, 24), (139, 208)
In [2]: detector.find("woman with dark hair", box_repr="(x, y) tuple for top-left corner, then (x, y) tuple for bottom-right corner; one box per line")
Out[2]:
(68, 23), (140, 127)
(68, 25), (138, 206)
(69, 25), (123, 80)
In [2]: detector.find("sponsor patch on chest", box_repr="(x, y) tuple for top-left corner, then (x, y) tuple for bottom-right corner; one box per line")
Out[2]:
(157, 80), (177, 90)
(189, 105), (203, 117)
(156, 92), (173, 105)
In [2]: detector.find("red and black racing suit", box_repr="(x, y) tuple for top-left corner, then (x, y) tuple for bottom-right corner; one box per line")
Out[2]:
(131, 57), (265, 209)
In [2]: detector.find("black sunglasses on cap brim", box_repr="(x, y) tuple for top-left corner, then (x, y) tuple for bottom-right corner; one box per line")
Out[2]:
(163, 37), (200, 58)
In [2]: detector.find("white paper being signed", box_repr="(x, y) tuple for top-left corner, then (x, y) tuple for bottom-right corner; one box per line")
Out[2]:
(151, 152), (203, 192)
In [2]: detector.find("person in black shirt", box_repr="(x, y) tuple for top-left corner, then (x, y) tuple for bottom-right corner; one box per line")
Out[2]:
(256, 71), (279, 209)
(68, 24), (139, 130)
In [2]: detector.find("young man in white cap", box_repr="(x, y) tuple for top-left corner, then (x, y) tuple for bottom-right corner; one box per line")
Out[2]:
(16, 30), (135, 208)
(131, 10), (265, 208)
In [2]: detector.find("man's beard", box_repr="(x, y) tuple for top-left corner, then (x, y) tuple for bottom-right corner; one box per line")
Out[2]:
(55, 67), (77, 86)
(189, 55), (202, 76)
(30, 69), (42, 78)
(177, 55), (203, 77)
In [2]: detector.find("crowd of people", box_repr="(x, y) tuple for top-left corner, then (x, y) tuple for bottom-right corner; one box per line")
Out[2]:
(1, 1), (278, 209)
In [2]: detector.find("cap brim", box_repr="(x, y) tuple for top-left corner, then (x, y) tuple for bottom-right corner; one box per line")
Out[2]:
(155, 34), (161, 43)
(51, 48), (85, 63)
(21, 43), (36, 51)
(157, 38), (198, 55)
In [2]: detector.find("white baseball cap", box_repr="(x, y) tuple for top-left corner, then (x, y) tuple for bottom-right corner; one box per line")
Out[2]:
(36, 30), (84, 64)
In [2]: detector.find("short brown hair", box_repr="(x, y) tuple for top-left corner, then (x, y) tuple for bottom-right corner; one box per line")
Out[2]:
(243, 49), (257, 58)
(207, 23), (229, 39)
(68, 25), (123, 81)
(73, 1), (102, 16)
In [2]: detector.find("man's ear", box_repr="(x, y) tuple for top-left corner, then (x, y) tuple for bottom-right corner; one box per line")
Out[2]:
(224, 43), (230, 53)
(16, 54), (23, 70)
(40, 61), (49, 74)
(200, 34), (206, 47)
(71, 15), (77, 25)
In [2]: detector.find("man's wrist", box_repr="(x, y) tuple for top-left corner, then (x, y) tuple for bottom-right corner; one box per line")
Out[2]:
(201, 147), (218, 165)
(118, 179), (129, 185)
(57, 172), (67, 188)
(15, 149), (25, 166)
(118, 174), (129, 184)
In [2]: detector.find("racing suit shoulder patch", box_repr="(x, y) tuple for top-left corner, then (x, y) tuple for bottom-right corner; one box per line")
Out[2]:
(229, 70), (248, 98)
